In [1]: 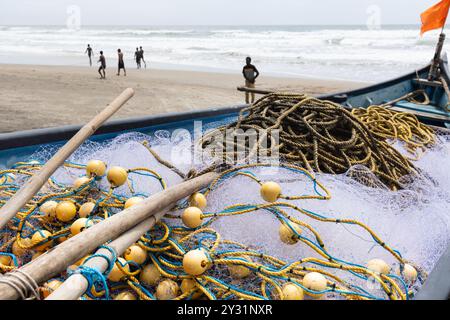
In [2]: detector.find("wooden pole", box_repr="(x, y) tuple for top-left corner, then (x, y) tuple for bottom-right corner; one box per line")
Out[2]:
(46, 208), (168, 300)
(0, 171), (218, 300)
(0, 88), (135, 230)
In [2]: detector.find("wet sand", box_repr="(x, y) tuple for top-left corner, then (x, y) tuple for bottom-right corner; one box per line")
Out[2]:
(0, 64), (364, 133)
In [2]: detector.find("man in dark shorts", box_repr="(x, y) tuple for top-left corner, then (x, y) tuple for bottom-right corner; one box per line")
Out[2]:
(242, 57), (260, 104)
(98, 51), (106, 79)
(117, 49), (126, 76)
(134, 47), (141, 69)
(139, 46), (147, 69)
(85, 44), (93, 66)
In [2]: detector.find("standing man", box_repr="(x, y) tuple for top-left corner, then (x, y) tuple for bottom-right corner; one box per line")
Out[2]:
(139, 46), (147, 69)
(242, 57), (259, 104)
(134, 47), (141, 69)
(85, 44), (94, 66)
(117, 49), (126, 76)
(98, 51), (106, 79)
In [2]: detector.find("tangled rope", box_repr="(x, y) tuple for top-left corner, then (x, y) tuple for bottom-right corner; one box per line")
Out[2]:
(200, 94), (417, 190)
(351, 106), (436, 160)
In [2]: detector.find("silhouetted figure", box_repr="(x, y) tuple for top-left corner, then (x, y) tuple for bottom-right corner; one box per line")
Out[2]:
(242, 57), (259, 104)
(85, 44), (94, 66)
(98, 51), (106, 79)
(134, 47), (141, 69)
(140, 46), (147, 69)
(117, 49), (126, 76)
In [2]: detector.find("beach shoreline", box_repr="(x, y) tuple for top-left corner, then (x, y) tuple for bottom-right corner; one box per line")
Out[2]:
(0, 63), (364, 133)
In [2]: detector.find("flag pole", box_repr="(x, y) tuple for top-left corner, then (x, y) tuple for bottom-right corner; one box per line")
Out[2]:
(428, 9), (449, 80)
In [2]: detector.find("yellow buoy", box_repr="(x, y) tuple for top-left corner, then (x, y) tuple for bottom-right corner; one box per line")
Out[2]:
(279, 223), (302, 245)
(181, 278), (202, 299)
(73, 176), (91, 189)
(107, 166), (128, 187)
(156, 279), (179, 300)
(181, 207), (203, 229)
(402, 264), (418, 283)
(86, 160), (107, 178)
(12, 237), (32, 256)
(189, 193), (207, 210)
(40, 201), (58, 219)
(303, 272), (327, 298)
(281, 283), (304, 300)
(0, 255), (12, 266)
(139, 263), (161, 286)
(78, 202), (96, 218)
(228, 256), (252, 279)
(0, 173), (15, 184)
(367, 259), (390, 275)
(31, 230), (53, 251)
(41, 279), (63, 298)
(260, 181), (282, 202)
(124, 197), (144, 209)
(108, 257), (129, 282)
(114, 291), (137, 300)
(124, 244), (147, 265)
(70, 218), (93, 236)
(183, 249), (210, 276)
(55, 201), (77, 222)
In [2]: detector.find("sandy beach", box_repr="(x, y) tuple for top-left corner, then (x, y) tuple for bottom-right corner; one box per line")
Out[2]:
(0, 64), (363, 133)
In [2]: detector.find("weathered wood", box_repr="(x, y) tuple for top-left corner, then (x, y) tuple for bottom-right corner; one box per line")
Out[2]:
(0, 171), (218, 300)
(0, 88), (135, 230)
(46, 208), (169, 300)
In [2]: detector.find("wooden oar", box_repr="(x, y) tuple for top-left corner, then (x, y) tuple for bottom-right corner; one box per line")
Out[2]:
(0, 88), (135, 230)
(46, 208), (169, 300)
(0, 171), (218, 300)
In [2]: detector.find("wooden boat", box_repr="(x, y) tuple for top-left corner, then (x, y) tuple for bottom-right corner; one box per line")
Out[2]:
(1, 58), (450, 300)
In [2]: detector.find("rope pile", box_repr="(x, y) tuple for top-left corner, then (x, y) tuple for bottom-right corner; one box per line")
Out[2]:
(200, 94), (417, 190)
(351, 106), (436, 160)
(0, 157), (423, 300)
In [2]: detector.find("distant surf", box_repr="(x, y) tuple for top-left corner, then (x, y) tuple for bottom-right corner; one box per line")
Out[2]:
(0, 25), (444, 82)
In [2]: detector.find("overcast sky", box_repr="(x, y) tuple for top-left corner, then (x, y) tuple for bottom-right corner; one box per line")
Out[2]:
(0, 0), (442, 26)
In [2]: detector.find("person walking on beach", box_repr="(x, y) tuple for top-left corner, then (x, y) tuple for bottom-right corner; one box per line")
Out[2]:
(85, 44), (94, 66)
(242, 57), (259, 104)
(98, 51), (106, 79)
(134, 47), (141, 69)
(117, 49), (126, 76)
(139, 46), (147, 69)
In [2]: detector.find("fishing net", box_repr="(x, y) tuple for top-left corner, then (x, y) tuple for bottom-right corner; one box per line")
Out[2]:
(199, 94), (417, 190)
(1, 124), (449, 300)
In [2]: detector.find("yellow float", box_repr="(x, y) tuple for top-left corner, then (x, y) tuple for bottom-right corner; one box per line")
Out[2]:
(260, 181), (281, 202)
(124, 197), (144, 209)
(108, 257), (130, 282)
(139, 263), (161, 286)
(278, 223), (302, 245)
(123, 244), (147, 264)
(78, 202), (96, 218)
(189, 192), (207, 209)
(31, 230), (53, 251)
(183, 249), (210, 276)
(367, 259), (390, 275)
(303, 272), (327, 298)
(181, 207), (203, 229)
(156, 279), (179, 300)
(55, 201), (77, 222)
(86, 160), (107, 178)
(106, 166), (128, 187)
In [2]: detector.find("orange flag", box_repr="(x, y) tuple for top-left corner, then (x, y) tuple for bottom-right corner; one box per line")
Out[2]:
(421, 0), (450, 35)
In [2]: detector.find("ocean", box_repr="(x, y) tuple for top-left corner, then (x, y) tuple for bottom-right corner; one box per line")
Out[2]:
(0, 25), (446, 82)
